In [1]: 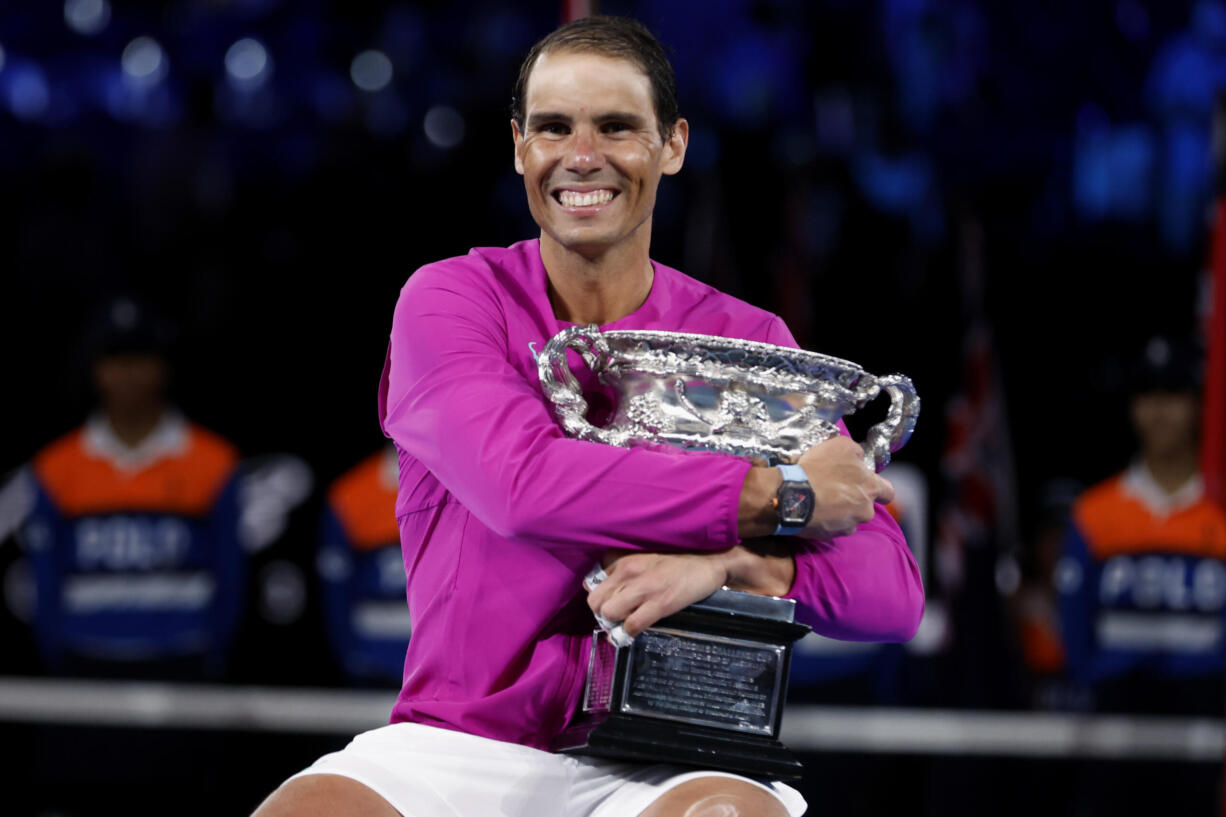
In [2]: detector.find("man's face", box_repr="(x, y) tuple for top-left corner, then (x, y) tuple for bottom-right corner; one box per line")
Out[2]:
(1130, 390), (1200, 460)
(512, 51), (687, 259)
(93, 353), (167, 415)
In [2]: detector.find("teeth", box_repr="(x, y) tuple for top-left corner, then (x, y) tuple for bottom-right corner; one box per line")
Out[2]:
(558, 189), (615, 207)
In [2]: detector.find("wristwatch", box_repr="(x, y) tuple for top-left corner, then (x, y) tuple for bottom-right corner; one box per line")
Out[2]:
(773, 463), (814, 536)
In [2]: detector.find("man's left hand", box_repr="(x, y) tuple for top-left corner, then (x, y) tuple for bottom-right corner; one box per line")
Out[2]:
(586, 550), (730, 638)
(586, 542), (797, 638)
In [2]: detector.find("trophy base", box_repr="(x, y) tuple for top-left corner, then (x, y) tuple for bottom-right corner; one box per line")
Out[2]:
(551, 588), (810, 782)
(554, 712), (804, 781)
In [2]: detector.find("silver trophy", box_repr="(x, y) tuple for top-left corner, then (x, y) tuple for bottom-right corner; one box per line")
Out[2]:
(539, 325), (920, 780)
(538, 325), (919, 469)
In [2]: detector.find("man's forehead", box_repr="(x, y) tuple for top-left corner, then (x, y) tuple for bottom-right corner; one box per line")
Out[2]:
(523, 50), (653, 109)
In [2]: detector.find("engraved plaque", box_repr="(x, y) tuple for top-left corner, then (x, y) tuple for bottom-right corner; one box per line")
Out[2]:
(554, 588), (810, 780)
(620, 629), (783, 735)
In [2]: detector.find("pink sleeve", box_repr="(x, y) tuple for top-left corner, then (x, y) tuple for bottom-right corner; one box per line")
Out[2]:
(765, 317), (926, 642)
(378, 262), (750, 553)
(784, 508), (925, 641)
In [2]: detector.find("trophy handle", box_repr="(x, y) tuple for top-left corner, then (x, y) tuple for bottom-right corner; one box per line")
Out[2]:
(859, 374), (920, 472)
(537, 324), (617, 443)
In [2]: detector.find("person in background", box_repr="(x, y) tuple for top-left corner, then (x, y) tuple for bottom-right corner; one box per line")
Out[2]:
(1057, 335), (1226, 716)
(0, 295), (246, 679)
(1011, 479), (1082, 710)
(318, 443), (411, 685)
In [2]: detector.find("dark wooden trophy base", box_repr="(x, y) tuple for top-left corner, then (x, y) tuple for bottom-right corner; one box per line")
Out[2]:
(552, 589), (810, 781)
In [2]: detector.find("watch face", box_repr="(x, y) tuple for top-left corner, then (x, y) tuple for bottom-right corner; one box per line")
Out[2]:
(779, 483), (814, 527)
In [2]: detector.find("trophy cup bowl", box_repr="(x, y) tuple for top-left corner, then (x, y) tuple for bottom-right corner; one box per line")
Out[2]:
(538, 325), (920, 780)
(537, 326), (919, 471)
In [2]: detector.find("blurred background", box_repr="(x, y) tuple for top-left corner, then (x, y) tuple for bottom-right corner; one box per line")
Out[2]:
(0, 0), (1224, 814)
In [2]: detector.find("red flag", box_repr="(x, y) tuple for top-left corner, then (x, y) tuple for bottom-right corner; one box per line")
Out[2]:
(934, 321), (1020, 593)
(562, 0), (595, 23)
(1203, 202), (1226, 512)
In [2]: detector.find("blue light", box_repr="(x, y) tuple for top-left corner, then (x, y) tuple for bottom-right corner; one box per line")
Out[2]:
(121, 36), (168, 87)
(3, 62), (50, 121)
(423, 105), (464, 149)
(350, 50), (393, 92)
(64, 0), (111, 37)
(225, 38), (272, 89)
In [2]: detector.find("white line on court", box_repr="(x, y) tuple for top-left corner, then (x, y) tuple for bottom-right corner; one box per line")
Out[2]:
(0, 677), (1220, 762)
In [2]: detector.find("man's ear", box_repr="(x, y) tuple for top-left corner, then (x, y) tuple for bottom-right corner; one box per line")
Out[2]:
(661, 117), (689, 176)
(511, 119), (525, 175)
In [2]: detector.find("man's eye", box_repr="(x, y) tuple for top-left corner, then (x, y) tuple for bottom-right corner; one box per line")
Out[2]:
(602, 122), (631, 133)
(540, 122), (569, 135)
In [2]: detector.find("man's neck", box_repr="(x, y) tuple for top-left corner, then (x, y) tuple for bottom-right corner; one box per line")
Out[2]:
(1141, 448), (1200, 496)
(540, 230), (654, 326)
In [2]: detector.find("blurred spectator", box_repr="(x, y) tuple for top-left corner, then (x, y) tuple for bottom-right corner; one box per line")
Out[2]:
(1011, 478), (1085, 710)
(0, 296), (245, 678)
(317, 443), (410, 685)
(1056, 336), (1226, 715)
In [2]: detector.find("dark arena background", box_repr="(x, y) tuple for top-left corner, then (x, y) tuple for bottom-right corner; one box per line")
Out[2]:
(1, 1), (1225, 815)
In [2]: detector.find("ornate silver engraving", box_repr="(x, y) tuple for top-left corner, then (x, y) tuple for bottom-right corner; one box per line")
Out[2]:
(537, 326), (919, 470)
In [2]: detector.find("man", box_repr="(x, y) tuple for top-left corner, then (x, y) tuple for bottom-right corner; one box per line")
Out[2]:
(255, 16), (922, 817)
(0, 296), (245, 678)
(1058, 336), (1226, 715)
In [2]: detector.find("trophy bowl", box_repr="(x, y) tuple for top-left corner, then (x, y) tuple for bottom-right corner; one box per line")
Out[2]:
(538, 325), (919, 470)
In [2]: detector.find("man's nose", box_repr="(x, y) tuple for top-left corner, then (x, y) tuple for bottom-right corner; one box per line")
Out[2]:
(564, 127), (603, 173)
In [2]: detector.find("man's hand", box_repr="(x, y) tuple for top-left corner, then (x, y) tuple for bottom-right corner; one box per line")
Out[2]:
(587, 550), (730, 638)
(797, 436), (894, 539)
(738, 435), (894, 539)
(587, 544), (799, 638)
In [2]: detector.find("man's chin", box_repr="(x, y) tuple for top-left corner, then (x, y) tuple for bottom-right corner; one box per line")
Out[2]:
(542, 228), (620, 259)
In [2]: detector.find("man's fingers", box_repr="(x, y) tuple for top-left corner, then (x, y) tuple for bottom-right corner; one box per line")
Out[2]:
(595, 582), (648, 624)
(622, 598), (668, 637)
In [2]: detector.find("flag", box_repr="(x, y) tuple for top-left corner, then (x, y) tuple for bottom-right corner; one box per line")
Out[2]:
(934, 320), (1021, 593)
(562, 0), (595, 23)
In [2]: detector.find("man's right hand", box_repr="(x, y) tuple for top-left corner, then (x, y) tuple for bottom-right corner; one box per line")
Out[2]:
(795, 436), (894, 539)
(737, 435), (895, 540)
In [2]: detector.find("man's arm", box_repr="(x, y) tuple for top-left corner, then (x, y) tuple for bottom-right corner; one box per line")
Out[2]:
(591, 492), (924, 642)
(381, 260), (753, 554)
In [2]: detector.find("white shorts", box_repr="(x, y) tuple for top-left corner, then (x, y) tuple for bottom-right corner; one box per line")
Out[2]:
(289, 722), (807, 817)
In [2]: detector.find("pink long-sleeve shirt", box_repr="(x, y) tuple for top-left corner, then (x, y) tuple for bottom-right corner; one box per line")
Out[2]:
(378, 239), (923, 749)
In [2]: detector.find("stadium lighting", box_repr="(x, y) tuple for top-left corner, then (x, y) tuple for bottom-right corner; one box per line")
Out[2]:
(350, 50), (393, 92)
(5, 63), (50, 121)
(423, 105), (465, 149)
(64, 0), (111, 36)
(121, 36), (167, 87)
(225, 38), (272, 88)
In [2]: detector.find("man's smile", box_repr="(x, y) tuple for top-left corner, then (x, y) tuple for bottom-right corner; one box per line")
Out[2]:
(551, 187), (620, 210)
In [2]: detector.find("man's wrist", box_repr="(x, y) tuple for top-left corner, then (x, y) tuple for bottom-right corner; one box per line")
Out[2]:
(726, 540), (796, 597)
(737, 465), (784, 539)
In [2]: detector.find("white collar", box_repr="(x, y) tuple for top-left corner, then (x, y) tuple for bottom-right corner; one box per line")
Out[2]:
(82, 409), (189, 472)
(1119, 460), (1203, 517)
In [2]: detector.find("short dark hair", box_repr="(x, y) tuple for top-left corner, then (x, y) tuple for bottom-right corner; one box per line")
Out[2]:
(510, 15), (680, 142)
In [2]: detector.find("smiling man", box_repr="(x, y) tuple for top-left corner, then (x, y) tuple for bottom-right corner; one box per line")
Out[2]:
(253, 16), (922, 817)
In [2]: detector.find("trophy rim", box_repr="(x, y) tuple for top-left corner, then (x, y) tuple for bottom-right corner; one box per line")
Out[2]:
(591, 329), (868, 378)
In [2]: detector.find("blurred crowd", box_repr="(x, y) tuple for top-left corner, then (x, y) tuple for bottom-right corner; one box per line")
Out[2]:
(0, 0), (1224, 721)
